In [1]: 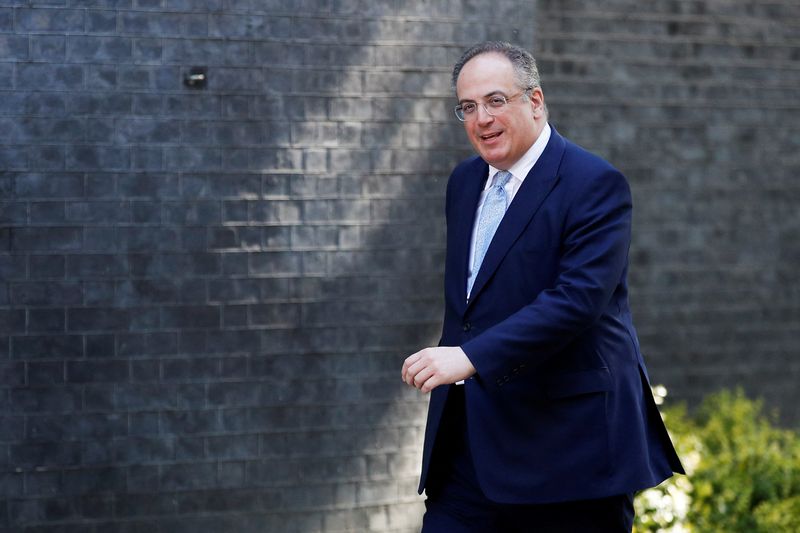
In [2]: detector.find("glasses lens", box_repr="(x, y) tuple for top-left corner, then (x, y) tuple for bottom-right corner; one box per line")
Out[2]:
(454, 106), (465, 121)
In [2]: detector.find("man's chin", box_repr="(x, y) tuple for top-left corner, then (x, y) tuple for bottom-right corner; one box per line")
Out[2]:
(479, 153), (508, 168)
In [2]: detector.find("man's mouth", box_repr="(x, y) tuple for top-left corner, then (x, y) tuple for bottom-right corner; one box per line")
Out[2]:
(480, 131), (502, 141)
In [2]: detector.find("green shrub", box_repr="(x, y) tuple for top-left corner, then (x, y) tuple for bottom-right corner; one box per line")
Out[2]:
(634, 388), (800, 533)
(753, 495), (800, 532)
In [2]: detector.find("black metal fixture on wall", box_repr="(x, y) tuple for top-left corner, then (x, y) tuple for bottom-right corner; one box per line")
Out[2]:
(184, 67), (207, 88)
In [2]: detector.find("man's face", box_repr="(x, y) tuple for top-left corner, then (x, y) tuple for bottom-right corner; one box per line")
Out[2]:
(456, 53), (545, 170)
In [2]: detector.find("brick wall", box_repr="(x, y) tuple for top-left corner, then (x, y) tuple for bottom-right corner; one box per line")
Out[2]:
(3, 0), (800, 531)
(535, 0), (800, 421)
(0, 1), (533, 531)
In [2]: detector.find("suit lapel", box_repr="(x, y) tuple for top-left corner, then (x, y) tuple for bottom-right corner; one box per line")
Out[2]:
(451, 159), (488, 311)
(466, 129), (566, 309)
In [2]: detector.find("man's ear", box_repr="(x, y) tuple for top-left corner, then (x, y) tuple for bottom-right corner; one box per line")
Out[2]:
(529, 88), (545, 117)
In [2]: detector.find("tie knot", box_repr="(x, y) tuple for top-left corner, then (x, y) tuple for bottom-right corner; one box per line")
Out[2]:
(493, 170), (512, 189)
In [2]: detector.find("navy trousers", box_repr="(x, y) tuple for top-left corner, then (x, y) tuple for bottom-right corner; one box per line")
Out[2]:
(421, 386), (635, 533)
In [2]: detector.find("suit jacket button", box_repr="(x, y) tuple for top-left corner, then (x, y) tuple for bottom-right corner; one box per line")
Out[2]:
(463, 322), (471, 332)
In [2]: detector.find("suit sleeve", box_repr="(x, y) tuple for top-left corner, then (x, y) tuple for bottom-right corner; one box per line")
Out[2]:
(461, 168), (633, 383)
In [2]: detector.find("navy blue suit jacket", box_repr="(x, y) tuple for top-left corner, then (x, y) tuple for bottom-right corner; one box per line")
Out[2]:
(418, 127), (684, 504)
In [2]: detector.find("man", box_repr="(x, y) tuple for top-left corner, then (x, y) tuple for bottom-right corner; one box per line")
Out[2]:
(401, 41), (684, 532)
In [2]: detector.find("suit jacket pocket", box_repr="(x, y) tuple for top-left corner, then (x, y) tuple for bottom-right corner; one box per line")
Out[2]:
(544, 367), (612, 399)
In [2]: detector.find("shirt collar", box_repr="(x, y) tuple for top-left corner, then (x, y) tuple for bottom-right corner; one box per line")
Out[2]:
(486, 122), (552, 189)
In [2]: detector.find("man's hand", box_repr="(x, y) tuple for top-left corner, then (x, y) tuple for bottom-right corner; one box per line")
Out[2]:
(401, 346), (476, 393)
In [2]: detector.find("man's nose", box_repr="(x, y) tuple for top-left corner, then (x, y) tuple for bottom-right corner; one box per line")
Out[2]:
(475, 104), (495, 125)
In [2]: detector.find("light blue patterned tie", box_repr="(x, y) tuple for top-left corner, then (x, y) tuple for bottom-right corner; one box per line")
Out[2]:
(467, 170), (512, 297)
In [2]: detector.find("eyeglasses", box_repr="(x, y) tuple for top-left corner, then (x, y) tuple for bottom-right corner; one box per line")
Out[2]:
(454, 89), (531, 122)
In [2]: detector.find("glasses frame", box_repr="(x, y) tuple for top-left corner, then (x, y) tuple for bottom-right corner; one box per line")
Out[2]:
(454, 88), (533, 122)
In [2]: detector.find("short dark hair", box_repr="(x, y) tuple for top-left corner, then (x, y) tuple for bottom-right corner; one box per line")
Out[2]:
(451, 41), (542, 93)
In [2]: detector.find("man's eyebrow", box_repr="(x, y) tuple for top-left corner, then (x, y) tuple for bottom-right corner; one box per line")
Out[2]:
(458, 91), (505, 105)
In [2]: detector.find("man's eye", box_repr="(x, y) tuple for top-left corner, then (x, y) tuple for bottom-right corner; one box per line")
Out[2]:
(488, 96), (507, 107)
(462, 103), (477, 114)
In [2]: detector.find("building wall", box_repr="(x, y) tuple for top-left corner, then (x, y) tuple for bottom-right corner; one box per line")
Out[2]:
(0, 1), (532, 531)
(1, 0), (799, 531)
(535, 0), (800, 421)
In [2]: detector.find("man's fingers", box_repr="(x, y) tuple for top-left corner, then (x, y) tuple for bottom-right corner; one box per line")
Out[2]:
(420, 375), (439, 394)
(412, 365), (435, 390)
(403, 350), (432, 386)
(401, 351), (422, 383)
(405, 359), (430, 388)
(402, 346), (473, 392)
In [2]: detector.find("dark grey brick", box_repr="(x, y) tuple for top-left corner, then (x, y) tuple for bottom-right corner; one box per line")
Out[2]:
(126, 465), (160, 492)
(28, 309), (65, 332)
(28, 254), (60, 278)
(160, 462), (217, 491)
(83, 227), (119, 253)
(12, 334), (83, 359)
(28, 413), (108, 441)
(207, 434), (258, 460)
(86, 9), (118, 34)
(7, 496), (79, 526)
(132, 94), (164, 116)
(68, 307), (129, 332)
(116, 279), (177, 306)
(130, 359), (159, 381)
(66, 36), (132, 62)
(85, 334), (115, 358)
(66, 254), (128, 278)
(115, 384), (177, 410)
(67, 93), (132, 115)
(80, 493), (116, 520)
(66, 145), (129, 171)
(107, 436), (172, 466)
(18, 119), (82, 143)
(208, 14), (291, 39)
(82, 385), (115, 412)
(66, 200), (129, 223)
(30, 35), (65, 61)
(0, 35), (30, 60)
(164, 94), (221, 118)
(131, 146), (164, 170)
(16, 8), (84, 31)
(161, 357), (214, 382)
(162, 200), (220, 224)
(29, 202), (65, 224)
(0, 361), (26, 388)
(29, 145), (66, 170)
(61, 468), (125, 496)
(17, 64), (84, 90)
(67, 360), (129, 383)
(118, 173), (179, 197)
(132, 38), (162, 63)
(161, 409), (220, 435)
(0, 146), (27, 170)
(115, 492), (176, 518)
(165, 146), (222, 171)
(24, 93), (67, 116)
(10, 280), (82, 305)
(207, 278), (259, 303)
(161, 305), (219, 329)
(117, 226), (178, 251)
(9, 387), (81, 414)
(118, 66), (151, 89)
(0, 320), (21, 349)
(24, 471), (62, 497)
(86, 65), (118, 89)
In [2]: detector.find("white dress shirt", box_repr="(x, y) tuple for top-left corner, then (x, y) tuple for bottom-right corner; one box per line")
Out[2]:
(466, 123), (552, 300)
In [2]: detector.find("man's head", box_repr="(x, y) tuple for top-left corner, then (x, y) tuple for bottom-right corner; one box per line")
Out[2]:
(452, 42), (547, 170)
